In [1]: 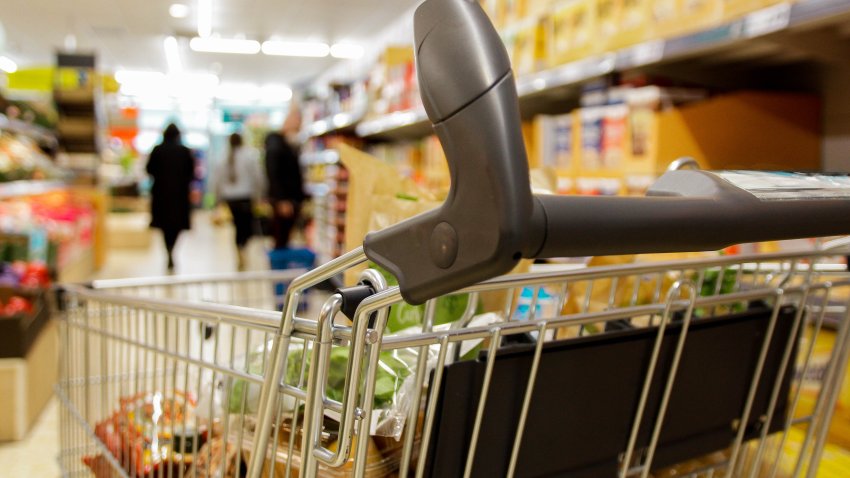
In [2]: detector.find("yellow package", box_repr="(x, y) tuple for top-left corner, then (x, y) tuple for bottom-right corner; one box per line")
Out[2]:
(611, 0), (652, 50)
(678, 0), (723, 32)
(596, 0), (622, 52)
(547, 0), (597, 66)
(513, 21), (546, 75)
(723, 0), (783, 21)
(650, 0), (682, 38)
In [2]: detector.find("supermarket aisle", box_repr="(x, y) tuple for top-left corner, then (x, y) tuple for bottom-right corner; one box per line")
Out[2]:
(95, 210), (274, 279)
(0, 210), (272, 477)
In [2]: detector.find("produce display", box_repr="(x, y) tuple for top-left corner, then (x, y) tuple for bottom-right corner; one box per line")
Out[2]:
(0, 260), (51, 288)
(0, 190), (95, 271)
(0, 294), (33, 317)
(0, 131), (64, 181)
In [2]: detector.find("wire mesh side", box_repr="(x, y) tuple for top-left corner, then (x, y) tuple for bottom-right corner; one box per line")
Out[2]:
(58, 250), (850, 478)
(56, 286), (284, 478)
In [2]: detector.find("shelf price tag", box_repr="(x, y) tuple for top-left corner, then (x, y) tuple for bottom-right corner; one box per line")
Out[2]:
(625, 40), (665, 68)
(744, 3), (791, 38)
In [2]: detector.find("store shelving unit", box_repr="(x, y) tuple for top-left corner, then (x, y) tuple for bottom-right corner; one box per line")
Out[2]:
(54, 52), (103, 184)
(0, 180), (65, 200)
(301, 150), (347, 265)
(305, 108), (366, 138)
(353, 0), (850, 140)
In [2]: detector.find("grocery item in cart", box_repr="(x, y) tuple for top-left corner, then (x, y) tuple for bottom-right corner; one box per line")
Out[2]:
(239, 414), (407, 478)
(83, 391), (204, 478)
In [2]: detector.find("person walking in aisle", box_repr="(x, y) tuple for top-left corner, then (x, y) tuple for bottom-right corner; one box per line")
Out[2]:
(211, 132), (266, 269)
(146, 123), (196, 272)
(264, 107), (306, 249)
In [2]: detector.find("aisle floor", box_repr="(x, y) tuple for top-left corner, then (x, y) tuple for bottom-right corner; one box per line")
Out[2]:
(0, 211), (275, 477)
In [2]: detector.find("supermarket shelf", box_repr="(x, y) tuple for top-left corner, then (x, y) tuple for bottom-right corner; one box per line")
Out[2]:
(355, 0), (850, 140)
(0, 180), (66, 199)
(0, 114), (58, 146)
(305, 109), (365, 138)
(355, 109), (431, 141)
(301, 149), (340, 166)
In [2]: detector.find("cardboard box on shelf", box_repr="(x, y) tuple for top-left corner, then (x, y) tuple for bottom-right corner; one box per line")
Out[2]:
(624, 90), (821, 175)
(596, 0), (622, 52)
(531, 112), (577, 177)
(677, 0), (724, 33)
(650, 0), (683, 38)
(575, 104), (629, 178)
(610, 0), (653, 50)
(546, 0), (597, 66)
(512, 19), (547, 75)
(722, 0), (784, 21)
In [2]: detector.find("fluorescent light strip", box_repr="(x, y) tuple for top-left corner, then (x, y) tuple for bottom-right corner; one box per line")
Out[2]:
(260, 84), (293, 103)
(330, 43), (364, 60)
(190, 37), (260, 54)
(198, 0), (212, 37)
(261, 40), (329, 58)
(164, 36), (182, 72)
(169, 3), (189, 18)
(115, 70), (166, 84)
(0, 56), (18, 73)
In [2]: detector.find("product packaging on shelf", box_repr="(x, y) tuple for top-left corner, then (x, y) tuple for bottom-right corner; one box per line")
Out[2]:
(547, 0), (598, 66)
(610, 0), (653, 50)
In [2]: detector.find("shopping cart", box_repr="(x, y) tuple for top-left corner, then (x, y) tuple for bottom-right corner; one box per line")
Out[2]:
(57, 0), (850, 476)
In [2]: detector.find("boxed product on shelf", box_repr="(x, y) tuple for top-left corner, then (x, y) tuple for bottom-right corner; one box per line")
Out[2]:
(512, 18), (548, 75)
(595, 0), (621, 52)
(546, 0), (598, 66)
(624, 90), (820, 175)
(676, 0), (724, 34)
(610, 0), (653, 50)
(531, 112), (577, 179)
(366, 46), (420, 119)
(649, 0), (682, 38)
(722, 0), (784, 21)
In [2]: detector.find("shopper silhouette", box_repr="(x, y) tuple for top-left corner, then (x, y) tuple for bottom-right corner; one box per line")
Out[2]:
(264, 108), (306, 249)
(146, 123), (195, 271)
(211, 132), (265, 269)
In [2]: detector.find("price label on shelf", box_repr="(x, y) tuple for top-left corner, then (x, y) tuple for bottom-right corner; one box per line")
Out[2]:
(625, 40), (665, 68)
(715, 171), (850, 200)
(744, 3), (791, 38)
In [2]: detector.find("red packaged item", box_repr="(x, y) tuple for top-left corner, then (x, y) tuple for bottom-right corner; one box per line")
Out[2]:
(83, 391), (204, 477)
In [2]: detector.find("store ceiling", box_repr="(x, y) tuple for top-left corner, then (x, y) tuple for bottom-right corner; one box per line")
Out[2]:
(0, 0), (421, 87)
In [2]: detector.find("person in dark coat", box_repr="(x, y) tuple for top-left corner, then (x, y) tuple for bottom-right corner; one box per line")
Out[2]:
(146, 123), (195, 271)
(265, 109), (306, 249)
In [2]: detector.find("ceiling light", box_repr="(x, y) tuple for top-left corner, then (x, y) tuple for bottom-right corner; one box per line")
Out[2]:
(0, 56), (17, 73)
(190, 37), (260, 54)
(259, 84), (293, 103)
(198, 0), (212, 37)
(330, 44), (364, 60)
(169, 3), (189, 18)
(261, 40), (329, 58)
(216, 82), (260, 101)
(115, 70), (165, 84)
(164, 36), (182, 72)
(169, 72), (219, 98)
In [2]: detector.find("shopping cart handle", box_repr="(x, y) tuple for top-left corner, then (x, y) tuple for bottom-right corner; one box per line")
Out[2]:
(532, 170), (850, 258)
(364, 0), (538, 304)
(364, 0), (850, 305)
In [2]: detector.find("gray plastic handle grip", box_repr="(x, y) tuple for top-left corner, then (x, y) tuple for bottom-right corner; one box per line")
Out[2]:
(533, 170), (850, 258)
(364, 0), (541, 305)
(362, 0), (850, 305)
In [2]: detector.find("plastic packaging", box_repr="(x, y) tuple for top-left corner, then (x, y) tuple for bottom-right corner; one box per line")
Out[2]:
(83, 391), (204, 478)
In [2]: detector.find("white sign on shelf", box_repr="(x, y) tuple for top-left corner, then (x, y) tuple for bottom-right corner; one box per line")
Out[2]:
(744, 3), (792, 38)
